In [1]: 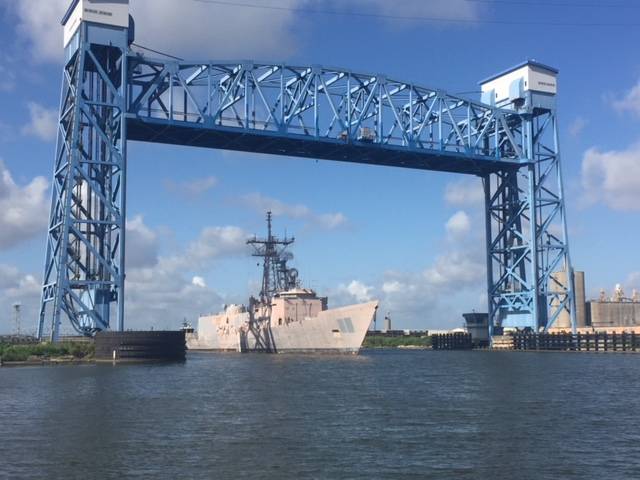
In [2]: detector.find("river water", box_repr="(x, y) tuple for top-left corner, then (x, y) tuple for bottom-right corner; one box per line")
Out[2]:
(1, 350), (639, 479)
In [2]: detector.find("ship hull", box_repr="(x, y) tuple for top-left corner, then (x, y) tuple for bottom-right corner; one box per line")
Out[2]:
(187, 301), (378, 354)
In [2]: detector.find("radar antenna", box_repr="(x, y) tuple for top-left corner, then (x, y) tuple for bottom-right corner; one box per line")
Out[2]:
(247, 212), (297, 303)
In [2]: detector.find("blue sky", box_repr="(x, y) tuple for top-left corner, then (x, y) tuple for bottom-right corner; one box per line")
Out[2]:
(0, 0), (639, 334)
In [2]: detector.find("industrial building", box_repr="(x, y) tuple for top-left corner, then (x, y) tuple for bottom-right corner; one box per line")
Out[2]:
(551, 271), (587, 329)
(587, 298), (640, 330)
(549, 272), (640, 332)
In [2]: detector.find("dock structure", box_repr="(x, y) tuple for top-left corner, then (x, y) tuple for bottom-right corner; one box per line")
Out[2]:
(511, 332), (640, 352)
(431, 333), (473, 351)
(432, 330), (640, 353)
(95, 331), (186, 362)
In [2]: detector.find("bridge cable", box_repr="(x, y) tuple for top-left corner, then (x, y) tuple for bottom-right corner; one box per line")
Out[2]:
(462, 0), (637, 8)
(191, 0), (640, 27)
(131, 42), (184, 61)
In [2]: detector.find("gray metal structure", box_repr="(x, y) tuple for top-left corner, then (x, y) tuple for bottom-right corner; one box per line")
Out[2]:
(247, 211), (297, 304)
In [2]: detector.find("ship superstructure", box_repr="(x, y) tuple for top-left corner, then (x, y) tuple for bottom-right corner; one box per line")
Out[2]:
(187, 212), (378, 353)
(248, 211), (299, 302)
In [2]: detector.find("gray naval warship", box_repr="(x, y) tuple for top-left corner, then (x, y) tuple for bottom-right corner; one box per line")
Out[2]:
(186, 212), (378, 353)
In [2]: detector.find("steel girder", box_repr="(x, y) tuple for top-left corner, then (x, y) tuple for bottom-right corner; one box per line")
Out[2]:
(38, 23), (128, 340)
(125, 59), (527, 173)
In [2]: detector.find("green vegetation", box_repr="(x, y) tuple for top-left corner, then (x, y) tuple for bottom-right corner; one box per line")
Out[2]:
(362, 335), (431, 349)
(0, 342), (95, 363)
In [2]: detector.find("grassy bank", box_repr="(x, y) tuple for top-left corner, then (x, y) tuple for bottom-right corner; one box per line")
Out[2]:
(362, 335), (431, 349)
(0, 342), (95, 363)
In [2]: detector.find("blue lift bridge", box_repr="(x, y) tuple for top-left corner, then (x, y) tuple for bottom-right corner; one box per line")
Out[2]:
(38, 0), (576, 341)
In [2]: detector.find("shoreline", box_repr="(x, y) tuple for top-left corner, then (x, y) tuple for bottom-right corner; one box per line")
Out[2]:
(362, 345), (431, 350)
(0, 357), (95, 368)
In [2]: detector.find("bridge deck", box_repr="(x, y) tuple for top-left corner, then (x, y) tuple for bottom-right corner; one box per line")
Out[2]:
(127, 118), (520, 175)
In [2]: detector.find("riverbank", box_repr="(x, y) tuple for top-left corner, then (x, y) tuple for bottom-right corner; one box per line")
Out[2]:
(0, 336), (427, 364)
(362, 335), (431, 349)
(0, 342), (94, 367)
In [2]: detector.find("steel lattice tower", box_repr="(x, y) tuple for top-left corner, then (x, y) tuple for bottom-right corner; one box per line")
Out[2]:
(38, 3), (129, 341)
(483, 104), (575, 333)
(39, 0), (576, 340)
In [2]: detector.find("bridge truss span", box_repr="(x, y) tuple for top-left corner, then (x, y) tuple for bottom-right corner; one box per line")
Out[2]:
(126, 58), (526, 174)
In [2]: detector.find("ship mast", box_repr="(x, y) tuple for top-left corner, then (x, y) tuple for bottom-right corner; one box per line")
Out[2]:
(247, 212), (296, 303)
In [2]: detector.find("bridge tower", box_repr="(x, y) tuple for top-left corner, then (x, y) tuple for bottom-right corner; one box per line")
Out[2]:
(480, 62), (576, 334)
(38, 0), (131, 341)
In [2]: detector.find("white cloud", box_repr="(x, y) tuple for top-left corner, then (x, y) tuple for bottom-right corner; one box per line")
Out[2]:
(169, 226), (248, 270)
(164, 176), (218, 198)
(0, 55), (17, 92)
(316, 212), (348, 230)
(0, 216), (247, 333)
(349, 0), (479, 23)
(327, 204), (487, 329)
(346, 280), (374, 302)
(9, 0), (69, 63)
(0, 264), (41, 335)
(382, 280), (402, 294)
(125, 266), (223, 330)
(0, 160), (49, 250)
(240, 192), (348, 230)
(7, 0), (479, 64)
(7, 0), (302, 63)
(347, 255), (486, 330)
(131, 0), (303, 59)
(126, 215), (159, 269)
(423, 250), (485, 288)
(613, 80), (640, 116)
(373, 248), (485, 329)
(389, 207), (485, 326)
(123, 220), (248, 329)
(568, 116), (588, 138)
(445, 210), (471, 238)
(581, 142), (640, 211)
(626, 272), (640, 289)
(0, 264), (21, 291)
(241, 192), (310, 218)
(22, 102), (58, 141)
(444, 178), (484, 207)
(0, 205), (487, 333)
(124, 222), (243, 273)
(328, 280), (374, 308)
(0, 122), (15, 143)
